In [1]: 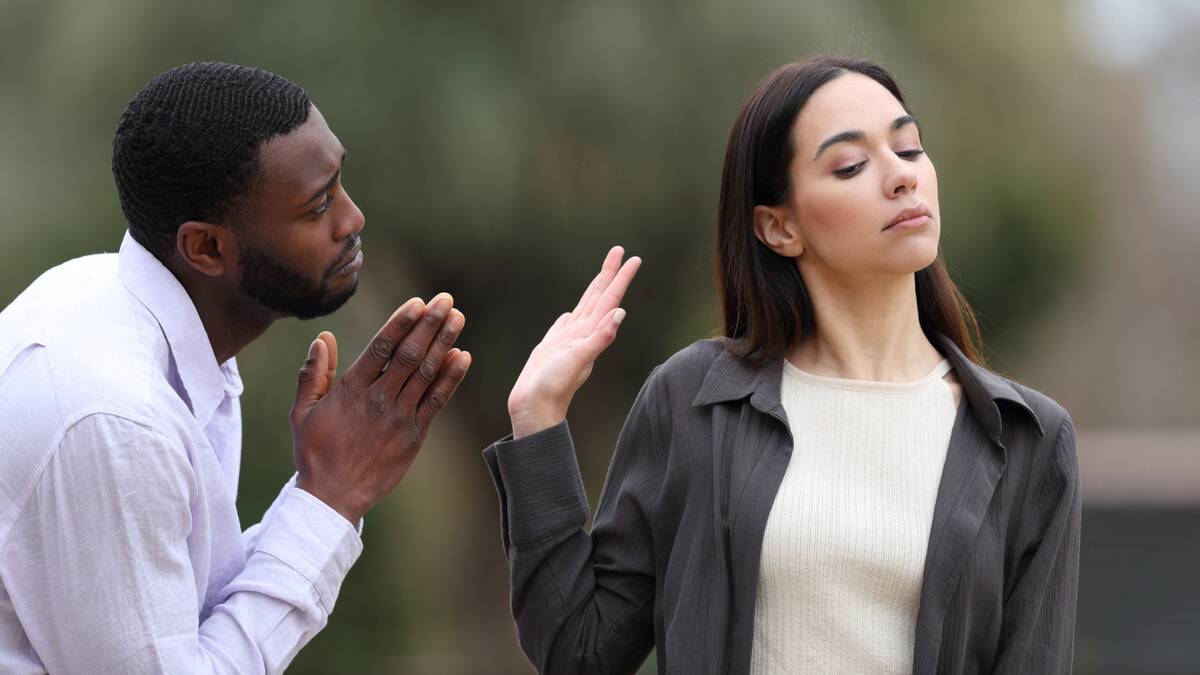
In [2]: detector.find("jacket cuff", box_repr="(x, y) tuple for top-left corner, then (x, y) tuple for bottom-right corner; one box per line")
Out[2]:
(482, 421), (588, 547)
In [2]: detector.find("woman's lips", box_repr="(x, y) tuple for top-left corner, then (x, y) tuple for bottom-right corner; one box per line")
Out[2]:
(885, 204), (932, 231)
(885, 214), (932, 231)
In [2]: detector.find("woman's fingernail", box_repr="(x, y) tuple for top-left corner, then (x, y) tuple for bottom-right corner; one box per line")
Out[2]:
(614, 308), (626, 325)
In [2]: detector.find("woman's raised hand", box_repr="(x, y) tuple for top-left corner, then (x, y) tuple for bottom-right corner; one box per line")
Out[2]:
(507, 247), (641, 439)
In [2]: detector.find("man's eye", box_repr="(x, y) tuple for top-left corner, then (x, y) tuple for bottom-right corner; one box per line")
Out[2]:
(314, 193), (334, 215)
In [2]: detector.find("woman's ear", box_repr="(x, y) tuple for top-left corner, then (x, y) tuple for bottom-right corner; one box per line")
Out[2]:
(752, 205), (805, 257)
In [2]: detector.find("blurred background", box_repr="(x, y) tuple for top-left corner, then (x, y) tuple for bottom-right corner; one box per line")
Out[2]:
(1, 0), (1196, 672)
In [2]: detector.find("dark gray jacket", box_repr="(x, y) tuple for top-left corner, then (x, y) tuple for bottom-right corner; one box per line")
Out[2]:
(484, 335), (1080, 674)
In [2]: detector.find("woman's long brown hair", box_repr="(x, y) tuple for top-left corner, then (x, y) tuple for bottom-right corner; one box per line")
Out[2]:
(716, 55), (984, 366)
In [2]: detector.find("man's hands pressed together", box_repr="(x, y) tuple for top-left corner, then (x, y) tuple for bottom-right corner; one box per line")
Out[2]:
(290, 292), (472, 524)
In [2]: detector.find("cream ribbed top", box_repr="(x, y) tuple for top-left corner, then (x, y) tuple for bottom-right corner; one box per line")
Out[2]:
(749, 358), (957, 675)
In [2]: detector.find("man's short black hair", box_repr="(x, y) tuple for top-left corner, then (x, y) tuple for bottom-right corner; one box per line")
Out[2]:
(112, 62), (311, 262)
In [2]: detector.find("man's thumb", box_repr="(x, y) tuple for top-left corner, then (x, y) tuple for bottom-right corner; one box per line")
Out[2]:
(294, 336), (332, 419)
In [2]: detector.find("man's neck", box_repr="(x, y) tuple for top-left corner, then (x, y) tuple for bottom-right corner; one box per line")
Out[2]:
(171, 264), (274, 365)
(789, 264), (942, 382)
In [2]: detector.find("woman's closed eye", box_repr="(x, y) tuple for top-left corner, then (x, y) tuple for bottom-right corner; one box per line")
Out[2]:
(833, 148), (925, 178)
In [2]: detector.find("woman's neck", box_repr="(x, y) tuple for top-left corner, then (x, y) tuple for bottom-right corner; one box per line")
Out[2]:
(788, 267), (943, 382)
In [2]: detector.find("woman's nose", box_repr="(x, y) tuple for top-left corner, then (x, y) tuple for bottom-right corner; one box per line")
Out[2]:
(884, 156), (919, 197)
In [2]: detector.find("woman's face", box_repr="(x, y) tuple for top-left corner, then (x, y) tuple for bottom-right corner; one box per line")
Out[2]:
(772, 72), (940, 278)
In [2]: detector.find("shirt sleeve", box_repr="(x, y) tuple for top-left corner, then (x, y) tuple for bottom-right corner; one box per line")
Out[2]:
(482, 367), (666, 675)
(2, 412), (362, 674)
(994, 414), (1082, 674)
(241, 473), (363, 559)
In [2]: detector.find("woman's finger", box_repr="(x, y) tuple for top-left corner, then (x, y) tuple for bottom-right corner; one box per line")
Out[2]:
(575, 307), (627, 364)
(586, 256), (641, 322)
(573, 246), (625, 315)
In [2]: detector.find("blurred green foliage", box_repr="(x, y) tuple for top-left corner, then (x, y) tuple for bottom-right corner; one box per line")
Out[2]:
(0, 1), (1091, 672)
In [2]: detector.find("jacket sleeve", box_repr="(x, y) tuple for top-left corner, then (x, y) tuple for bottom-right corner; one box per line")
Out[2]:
(994, 414), (1082, 674)
(482, 367), (667, 675)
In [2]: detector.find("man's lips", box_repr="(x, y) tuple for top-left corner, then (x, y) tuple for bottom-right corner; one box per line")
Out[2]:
(333, 247), (363, 275)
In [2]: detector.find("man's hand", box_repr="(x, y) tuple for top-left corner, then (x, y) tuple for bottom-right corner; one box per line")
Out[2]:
(507, 246), (640, 439)
(289, 293), (472, 524)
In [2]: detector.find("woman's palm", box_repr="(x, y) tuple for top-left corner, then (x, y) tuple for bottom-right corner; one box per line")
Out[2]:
(508, 247), (641, 437)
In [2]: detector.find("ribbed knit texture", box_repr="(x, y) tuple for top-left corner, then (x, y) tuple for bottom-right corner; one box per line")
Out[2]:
(749, 358), (957, 674)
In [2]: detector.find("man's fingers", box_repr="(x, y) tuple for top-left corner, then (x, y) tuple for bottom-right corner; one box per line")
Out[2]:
(396, 307), (465, 410)
(344, 297), (425, 389)
(571, 246), (625, 314)
(415, 349), (472, 432)
(371, 293), (454, 398)
(586, 256), (641, 321)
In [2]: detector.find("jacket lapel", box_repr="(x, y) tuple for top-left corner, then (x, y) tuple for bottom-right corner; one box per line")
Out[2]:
(912, 399), (1005, 673)
(695, 344), (795, 674)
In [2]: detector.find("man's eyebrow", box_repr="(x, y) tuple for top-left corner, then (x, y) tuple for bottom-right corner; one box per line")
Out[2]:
(301, 151), (347, 207)
(812, 115), (921, 161)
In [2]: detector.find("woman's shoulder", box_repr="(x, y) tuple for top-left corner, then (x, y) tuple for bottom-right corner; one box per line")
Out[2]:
(634, 338), (729, 407)
(980, 370), (1077, 477)
(659, 337), (728, 374)
(985, 369), (1073, 443)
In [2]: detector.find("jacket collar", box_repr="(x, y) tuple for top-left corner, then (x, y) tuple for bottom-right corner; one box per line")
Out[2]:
(117, 231), (242, 427)
(693, 333), (1044, 443)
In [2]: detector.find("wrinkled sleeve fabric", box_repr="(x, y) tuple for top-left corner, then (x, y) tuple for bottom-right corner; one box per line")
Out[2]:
(2, 413), (362, 674)
(995, 415), (1081, 674)
(483, 367), (667, 675)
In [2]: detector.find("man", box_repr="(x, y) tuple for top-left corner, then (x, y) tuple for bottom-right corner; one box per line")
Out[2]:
(0, 62), (471, 673)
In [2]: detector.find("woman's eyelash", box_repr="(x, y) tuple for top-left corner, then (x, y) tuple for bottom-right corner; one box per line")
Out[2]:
(833, 149), (926, 178)
(834, 161), (866, 177)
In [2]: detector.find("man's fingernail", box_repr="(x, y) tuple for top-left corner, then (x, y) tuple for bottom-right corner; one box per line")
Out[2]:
(614, 308), (626, 325)
(406, 298), (424, 318)
(308, 340), (319, 358)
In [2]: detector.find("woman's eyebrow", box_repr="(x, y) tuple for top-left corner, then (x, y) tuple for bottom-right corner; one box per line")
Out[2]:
(813, 115), (921, 161)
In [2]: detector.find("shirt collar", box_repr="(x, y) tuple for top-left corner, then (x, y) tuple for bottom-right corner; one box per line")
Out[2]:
(117, 231), (241, 425)
(693, 333), (1044, 442)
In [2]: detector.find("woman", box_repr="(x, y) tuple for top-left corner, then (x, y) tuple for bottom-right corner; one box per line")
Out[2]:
(484, 55), (1080, 675)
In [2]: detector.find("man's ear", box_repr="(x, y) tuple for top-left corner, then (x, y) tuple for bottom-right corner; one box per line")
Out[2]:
(752, 205), (805, 257)
(176, 221), (235, 277)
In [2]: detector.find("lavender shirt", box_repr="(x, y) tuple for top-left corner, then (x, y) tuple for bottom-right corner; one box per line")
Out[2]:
(0, 232), (362, 674)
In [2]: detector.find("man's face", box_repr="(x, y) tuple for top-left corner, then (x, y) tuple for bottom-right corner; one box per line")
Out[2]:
(233, 105), (365, 320)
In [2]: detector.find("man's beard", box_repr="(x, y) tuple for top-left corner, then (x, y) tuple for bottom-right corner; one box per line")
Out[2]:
(236, 235), (359, 320)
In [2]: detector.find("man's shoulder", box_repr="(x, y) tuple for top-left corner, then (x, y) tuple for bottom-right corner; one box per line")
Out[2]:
(0, 252), (184, 445)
